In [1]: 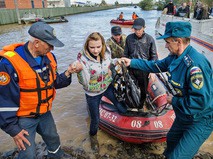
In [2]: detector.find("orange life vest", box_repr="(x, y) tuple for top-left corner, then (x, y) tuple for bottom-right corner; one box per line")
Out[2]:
(132, 14), (138, 20)
(0, 43), (57, 117)
(119, 14), (123, 20)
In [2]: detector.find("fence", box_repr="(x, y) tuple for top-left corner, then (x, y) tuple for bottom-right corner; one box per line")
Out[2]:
(0, 5), (119, 25)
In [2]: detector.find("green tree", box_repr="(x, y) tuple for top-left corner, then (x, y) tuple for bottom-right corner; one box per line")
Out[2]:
(115, 1), (119, 6)
(138, 0), (153, 10)
(100, 0), (107, 6)
(155, 1), (165, 10)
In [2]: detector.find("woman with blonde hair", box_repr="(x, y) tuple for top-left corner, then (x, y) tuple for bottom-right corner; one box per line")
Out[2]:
(76, 32), (127, 152)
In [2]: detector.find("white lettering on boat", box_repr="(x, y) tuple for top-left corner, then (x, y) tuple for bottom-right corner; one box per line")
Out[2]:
(154, 121), (163, 128)
(99, 108), (117, 122)
(131, 120), (164, 129)
(131, 120), (143, 128)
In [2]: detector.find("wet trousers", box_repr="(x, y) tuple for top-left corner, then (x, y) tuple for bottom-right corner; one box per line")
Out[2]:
(17, 111), (64, 159)
(86, 84), (127, 136)
(164, 117), (213, 159)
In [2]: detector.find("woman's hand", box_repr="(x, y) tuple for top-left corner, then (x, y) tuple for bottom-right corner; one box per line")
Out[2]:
(72, 60), (83, 73)
(66, 61), (83, 76)
(149, 73), (156, 81)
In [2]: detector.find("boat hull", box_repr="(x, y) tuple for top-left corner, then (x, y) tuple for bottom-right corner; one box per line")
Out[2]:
(99, 99), (175, 143)
(99, 75), (175, 144)
(39, 18), (68, 24)
(110, 19), (134, 25)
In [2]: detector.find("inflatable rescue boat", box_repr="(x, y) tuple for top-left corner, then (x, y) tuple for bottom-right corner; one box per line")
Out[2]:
(99, 74), (175, 143)
(110, 19), (134, 25)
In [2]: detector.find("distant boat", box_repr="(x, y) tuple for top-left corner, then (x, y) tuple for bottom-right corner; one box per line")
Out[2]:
(155, 14), (213, 66)
(110, 19), (134, 25)
(38, 16), (68, 24)
(21, 13), (43, 24)
(21, 13), (68, 24)
(134, 6), (137, 8)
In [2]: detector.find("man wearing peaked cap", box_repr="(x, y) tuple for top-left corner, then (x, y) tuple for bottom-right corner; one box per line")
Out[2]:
(106, 26), (126, 59)
(121, 21), (213, 159)
(157, 21), (192, 39)
(0, 21), (82, 158)
(123, 17), (158, 109)
(28, 21), (64, 47)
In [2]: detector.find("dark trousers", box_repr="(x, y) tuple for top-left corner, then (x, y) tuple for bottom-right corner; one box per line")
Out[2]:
(164, 117), (213, 159)
(129, 68), (149, 108)
(86, 84), (127, 136)
(18, 111), (64, 159)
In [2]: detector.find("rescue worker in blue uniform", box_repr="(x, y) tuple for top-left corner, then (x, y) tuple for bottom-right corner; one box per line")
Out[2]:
(0, 22), (81, 159)
(121, 21), (213, 159)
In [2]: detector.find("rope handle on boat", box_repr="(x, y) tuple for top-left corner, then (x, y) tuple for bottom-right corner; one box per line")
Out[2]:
(149, 103), (170, 116)
(147, 92), (170, 115)
(150, 93), (167, 104)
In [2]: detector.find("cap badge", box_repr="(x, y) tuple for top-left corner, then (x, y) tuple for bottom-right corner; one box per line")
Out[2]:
(53, 29), (56, 37)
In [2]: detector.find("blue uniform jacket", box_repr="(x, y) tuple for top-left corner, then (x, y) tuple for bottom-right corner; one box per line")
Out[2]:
(0, 43), (72, 137)
(130, 45), (213, 121)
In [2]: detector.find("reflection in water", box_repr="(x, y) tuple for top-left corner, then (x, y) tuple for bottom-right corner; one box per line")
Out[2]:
(0, 6), (212, 156)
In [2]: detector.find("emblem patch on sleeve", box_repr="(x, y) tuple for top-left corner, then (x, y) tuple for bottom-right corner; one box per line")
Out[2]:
(190, 67), (203, 89)
(0, 72), (10, 85)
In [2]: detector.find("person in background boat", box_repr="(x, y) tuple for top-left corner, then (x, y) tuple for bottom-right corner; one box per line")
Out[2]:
(118, 12), (124, 21)
(175, 2), (190, 18)
(123, 18), (158, 110)
(173, 5), (177, 15)
(163, 0), (175, 15)
(209, 2), (213, 18)
(120, 21), (213, 159)
(0, 22), (80, 159)
(202, 4), (210, 19)
(193, 1), (204, 20)
(132, 12), (138, 20)
(76, 32), (127, 152)
(162, 7), (168, 14)
(106, 26), (127, 78)
(186, 1), (192, 18)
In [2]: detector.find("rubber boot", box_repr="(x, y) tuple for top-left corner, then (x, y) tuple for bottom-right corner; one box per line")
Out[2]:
(90, 135), (99, 153)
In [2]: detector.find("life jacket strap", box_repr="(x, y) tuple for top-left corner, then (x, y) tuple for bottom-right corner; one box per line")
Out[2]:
(40, 95), (54, 103)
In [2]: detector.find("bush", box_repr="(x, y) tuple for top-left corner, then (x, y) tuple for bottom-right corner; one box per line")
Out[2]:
(138, 0), (153, 10)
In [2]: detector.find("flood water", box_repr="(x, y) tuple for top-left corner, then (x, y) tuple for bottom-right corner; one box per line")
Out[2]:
(0, 6), (212, 157)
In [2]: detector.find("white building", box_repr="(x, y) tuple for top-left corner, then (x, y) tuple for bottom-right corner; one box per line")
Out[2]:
(47, 0), (71, 8)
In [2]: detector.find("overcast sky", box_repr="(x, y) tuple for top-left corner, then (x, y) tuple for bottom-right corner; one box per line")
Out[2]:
(73, 0), (141, 4)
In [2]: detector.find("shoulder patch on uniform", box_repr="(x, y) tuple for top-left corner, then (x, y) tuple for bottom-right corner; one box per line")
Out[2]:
(0, 72), (10, 85)
(190, 66), (202, 75)
(190, 66), (203, 89)
(183, 55), (193, 67)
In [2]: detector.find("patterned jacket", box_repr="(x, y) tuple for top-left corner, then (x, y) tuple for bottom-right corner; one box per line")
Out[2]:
(77, 47), (114, 96)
